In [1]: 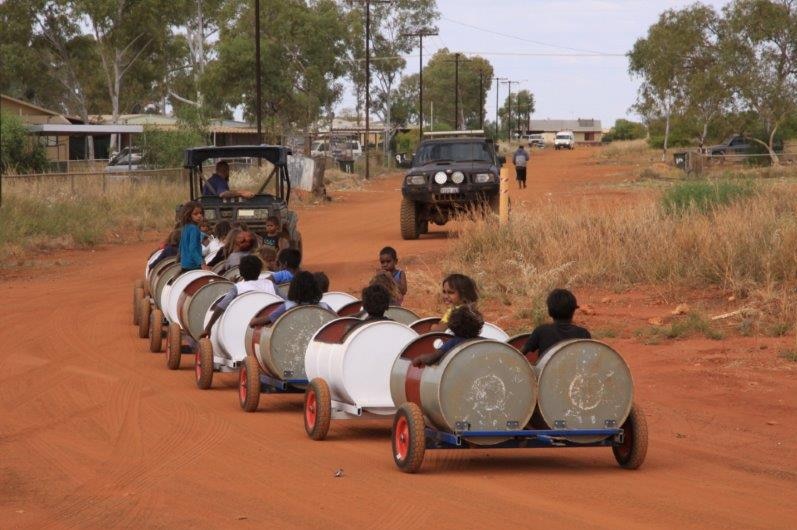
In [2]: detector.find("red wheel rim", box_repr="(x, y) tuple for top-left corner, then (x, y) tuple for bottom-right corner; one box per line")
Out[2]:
(239, 366), (247, 405)
(305, 390), (317, 429)
(194, 350), (201, 381)
(394, 416), (410, 461)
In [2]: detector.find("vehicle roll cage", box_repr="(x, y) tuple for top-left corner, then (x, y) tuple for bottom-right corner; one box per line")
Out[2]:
(183, 145), (293, 204)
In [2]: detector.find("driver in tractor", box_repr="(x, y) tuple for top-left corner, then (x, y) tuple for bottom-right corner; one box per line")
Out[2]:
(202, 160), (255, 199)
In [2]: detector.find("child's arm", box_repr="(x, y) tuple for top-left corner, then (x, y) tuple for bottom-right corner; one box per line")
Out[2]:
(201, 307), (224, 338)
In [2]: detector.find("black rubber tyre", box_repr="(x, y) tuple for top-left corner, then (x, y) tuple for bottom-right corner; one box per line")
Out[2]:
(133, 285), (144, 325)
(195, 338), (214, 389)
(166, 322), (182, 370)
(391, 402), (426, 473)
(239, 355), (261, 412)
(304, 378), (332, 440)
(400, 197), (419, 240)
(613, 402), (648, 470)
(149, 309), (164, 353)
(138, 298), (151, 339)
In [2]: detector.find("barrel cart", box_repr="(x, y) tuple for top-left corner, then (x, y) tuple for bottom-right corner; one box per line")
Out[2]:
(335, 299), (420, 325)
(303, 319), (418, 440)
(389, 338), (647, 473)
(139, 258), (183, 353)
(238, 304), (337, 412)
(320, 292), (359, 313)
(132, 248), (161, 325)
(194, 291), (283, 389)
(409, 316), (509, 340)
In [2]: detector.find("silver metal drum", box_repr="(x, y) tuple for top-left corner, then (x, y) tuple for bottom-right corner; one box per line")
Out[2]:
(534, 339), (633, 443)
(254, 305), (337, 381)
(223, 266), (241, 281)
(154, 262), (182, 311)
(305, 321), (418, 411)
(320, 292), (359, 313)
(480, 322), (509, 341)
(212, 261), (227, 275)
(384, 306), (419, 325)
(391, 337), (537, 445)
(148, 257), (176, 301)
(179, 277), (233, 340)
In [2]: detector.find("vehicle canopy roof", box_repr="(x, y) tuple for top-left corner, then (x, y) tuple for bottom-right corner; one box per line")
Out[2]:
(183, 145), (291, 168)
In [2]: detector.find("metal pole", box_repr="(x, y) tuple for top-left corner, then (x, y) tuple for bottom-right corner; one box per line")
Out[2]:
(493, 77), (506, 138)
(419, 34), (423, 138)
(255, 0), (262, 144)
(454, 53), (460, 130)
(365, 0), (371, 179)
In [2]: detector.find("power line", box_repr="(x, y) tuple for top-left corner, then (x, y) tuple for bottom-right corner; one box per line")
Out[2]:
(357, 51), (625, 62)
(441, 16), (623, 56)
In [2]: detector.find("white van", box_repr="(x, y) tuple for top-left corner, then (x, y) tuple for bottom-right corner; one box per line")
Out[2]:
(554, 131), (575, 150)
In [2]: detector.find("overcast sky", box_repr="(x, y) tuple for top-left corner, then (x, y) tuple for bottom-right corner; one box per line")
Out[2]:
(336, 0), (732, 129)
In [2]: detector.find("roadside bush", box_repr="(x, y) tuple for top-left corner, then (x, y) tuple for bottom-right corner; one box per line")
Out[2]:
(140, 126), (206, 168)
(1, 111), (47, 173)
(661, 179), (756, 214)
(394, 129), (420, 155)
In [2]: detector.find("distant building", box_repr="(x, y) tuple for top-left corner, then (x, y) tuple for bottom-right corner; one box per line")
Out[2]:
(94, 114), (261, 146)
(1, 94), (75, 163)
(527, 119), (603, 144)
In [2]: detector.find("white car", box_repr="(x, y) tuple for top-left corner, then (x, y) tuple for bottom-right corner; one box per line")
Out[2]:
(554, 131), (575, 150)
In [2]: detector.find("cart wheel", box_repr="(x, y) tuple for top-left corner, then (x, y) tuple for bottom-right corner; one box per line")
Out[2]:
(149, 309), (164, 353)
(391, 402), (426, 473)
(166, 322), (182, 370)
(138, 298), (151, 339)
(304, 378), (332, 440)
(239, 355), (261, 412)
(613, 402), (648, 470)
(195, 338), (214, 389)
(133, 286), (144, 325)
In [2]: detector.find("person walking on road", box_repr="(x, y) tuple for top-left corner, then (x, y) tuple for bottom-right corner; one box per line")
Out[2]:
(513, 144), (529, 189)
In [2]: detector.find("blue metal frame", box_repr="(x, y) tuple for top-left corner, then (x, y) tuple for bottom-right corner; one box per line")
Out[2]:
(424, 427), (623, 449)
(258, 372), (307, 394)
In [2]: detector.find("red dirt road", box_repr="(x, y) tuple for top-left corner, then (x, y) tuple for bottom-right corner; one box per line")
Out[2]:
(1, 148), (795, 528)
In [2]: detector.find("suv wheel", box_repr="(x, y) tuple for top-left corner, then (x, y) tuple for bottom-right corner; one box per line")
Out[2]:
(400, 198), (420, 240)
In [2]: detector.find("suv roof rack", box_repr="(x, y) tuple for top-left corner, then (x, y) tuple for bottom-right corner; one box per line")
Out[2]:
(423, 130), (485, 138)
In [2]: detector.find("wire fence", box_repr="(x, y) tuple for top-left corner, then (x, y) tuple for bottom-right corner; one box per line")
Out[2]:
(1, 168), (184, 198)
(673, 150), (797, 175)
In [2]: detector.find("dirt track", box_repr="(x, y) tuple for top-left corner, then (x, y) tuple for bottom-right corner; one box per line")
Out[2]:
(1, 148), (795, 528)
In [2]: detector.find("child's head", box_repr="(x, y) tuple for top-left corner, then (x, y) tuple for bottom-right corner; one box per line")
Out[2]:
(312, 272), (330, 293)
(239, 254), (263, 281)
(258, 246), (278, 271)
(287, 271), (322, 304)
(442, 273), (479, 306)
(277, 248), (302, 271)
(379, 246), (398, 272)
(448, 305), (484, 339)
(546, 288), (578, 321)
(265, 216), (280, 235)
(238, 231), (255, 252)
(370, 273), (400, 302)
(214, 220), (232, 239)
(179, 201), (203, 226)
(199, 221), (210, 234)
(165, 229), (181, 246)
(362, 283), (390, 318)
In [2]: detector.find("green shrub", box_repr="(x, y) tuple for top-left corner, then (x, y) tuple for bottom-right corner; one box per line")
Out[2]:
(1, 111), (47, 173)
(140, 126), (206, 168)
(394, 129), (420, 155)
(661, 179), (756, 214)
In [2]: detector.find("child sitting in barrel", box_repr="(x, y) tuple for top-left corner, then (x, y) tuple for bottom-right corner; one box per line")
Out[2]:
(205, 220), (231, 264)
(178, 201), (207, 272)
(430, 273), (479, 332)
(201, 255), (278, 338)
(521, 288), (591, 362)
(249, 271), (332, 327)
(412, 306), (484, 366)
(369, 272), (402, 306)
(378, 246), (407, 305)
(225, 230), (255, 270)
(270, 248), (302, 285)
(361, 283), (391, 322)
(257, 246), (278, 272)
(149, 229), (181, 270)
(313, 272), (330, 294)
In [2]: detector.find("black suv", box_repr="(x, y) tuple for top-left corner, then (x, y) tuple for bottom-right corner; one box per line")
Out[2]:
(182, 145), (301, 249)
(400, 135), (502, 239)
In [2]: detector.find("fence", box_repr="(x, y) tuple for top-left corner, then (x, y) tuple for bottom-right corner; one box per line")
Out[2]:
(674, 150), (797, 175)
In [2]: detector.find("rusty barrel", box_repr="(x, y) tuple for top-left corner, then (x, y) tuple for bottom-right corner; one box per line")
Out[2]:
(384, 306), (419, 325)
(251, 305), (337, 381)
(534, 339), (633, 442)
(154, 262), (182, 312)
(147, 257), (176, 304)
(305, 320), (417, 410)
(390, 335), (537, 445)
(211, 291), (283, 363)
(320, 292), (359, 313)
(178, 276), (233, 341)
(165, 270), (216, 325)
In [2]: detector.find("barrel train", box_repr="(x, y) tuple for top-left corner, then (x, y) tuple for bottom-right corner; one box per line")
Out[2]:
(133, 253), (647, 474)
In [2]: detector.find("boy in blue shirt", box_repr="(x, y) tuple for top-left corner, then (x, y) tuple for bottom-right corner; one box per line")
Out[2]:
(270, 248), (302, 284)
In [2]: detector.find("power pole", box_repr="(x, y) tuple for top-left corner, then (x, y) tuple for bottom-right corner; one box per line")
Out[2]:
(454, 52), (460, 130)
(493, 76), (506, 138)
(501, 79), (525, 140)
(254, 0), (262, 144)
(401, 28), (438, 139)
(479, 70), (484, 130)
(365, 1), (371, 179)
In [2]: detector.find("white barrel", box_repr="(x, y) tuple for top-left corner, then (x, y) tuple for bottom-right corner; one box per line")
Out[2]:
(535, 339), (633, 442)
(150, 259), (178, 306)
(306, 321), (418, 411)
(320, 291), (359, 313)
(144, 248), (162, 279)
(165, 270), (216, 325)
(480, 322), (509, 341)
(157, 265), (183, 315)
(215, 291), (282, 362)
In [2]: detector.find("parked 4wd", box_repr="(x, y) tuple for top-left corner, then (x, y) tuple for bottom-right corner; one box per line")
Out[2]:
(400, 133), (501, 240)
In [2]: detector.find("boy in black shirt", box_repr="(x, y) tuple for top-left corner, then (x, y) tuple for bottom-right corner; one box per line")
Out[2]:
(522, 289), (591, 361)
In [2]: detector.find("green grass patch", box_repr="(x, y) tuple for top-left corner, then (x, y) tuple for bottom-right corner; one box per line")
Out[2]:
(661, 179), (756, 215)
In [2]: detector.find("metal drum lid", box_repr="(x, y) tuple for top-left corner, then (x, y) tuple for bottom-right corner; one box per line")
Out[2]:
(223, 266), (241, 282)
(305, 318), (363, 386)
(144, 248), (162, 279)
(389, 333), (452, 409)
(434, 340), (537, 446)
(410, 317), (440, 334)
(479, 322), (509, 341)
(166, 270), (215, 325)
(155, 263), (182, 312)
(184, 279), (233, 340)
(535, 339), (633, 443)
(264, 305), (337, 380)
(320, 292), (359, 313)
(217, 291), (283, 362)
(384, 306), (419, 325)
(149, 257), (176, 300)
(337, 321), (418, 411)
(212, 261), (227, 275)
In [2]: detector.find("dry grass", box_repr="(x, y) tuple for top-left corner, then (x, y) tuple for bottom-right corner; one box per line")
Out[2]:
(596, 139), (659, 162)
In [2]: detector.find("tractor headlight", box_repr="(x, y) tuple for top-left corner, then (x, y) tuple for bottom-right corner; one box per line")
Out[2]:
(434, 171), (448, 184)
(406, 174), (426, 185)
(474, 173), (494, 183)
(451, 171), (465, 184)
